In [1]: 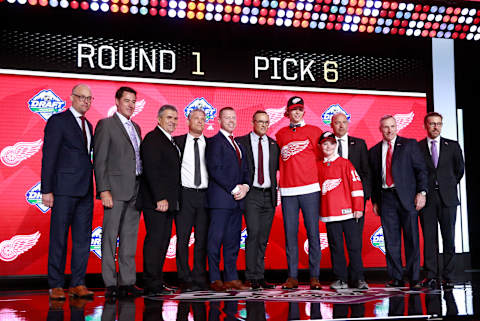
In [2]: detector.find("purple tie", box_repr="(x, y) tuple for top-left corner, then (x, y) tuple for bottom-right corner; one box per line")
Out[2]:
(431, 140), (438, 168)
(126, 121), (142, 175)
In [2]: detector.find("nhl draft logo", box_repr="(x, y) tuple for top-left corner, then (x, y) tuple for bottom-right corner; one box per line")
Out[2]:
(281, 139), (310, 161)
(304, 233), (329, 253)
(0, 231), (41, 262)
(90, 226), (120, 259)
(321, 104), (351, 125)
(184, 98), (216, 129)
(28, 89), (66, 121)
(240, 228), (248, 250)
(25, 182), (50, 213)
(371, 227), (386, 254)
(1, 139), (43, 167)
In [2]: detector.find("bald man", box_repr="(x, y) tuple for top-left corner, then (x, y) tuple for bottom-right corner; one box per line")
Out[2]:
(41, 84), (95, 300)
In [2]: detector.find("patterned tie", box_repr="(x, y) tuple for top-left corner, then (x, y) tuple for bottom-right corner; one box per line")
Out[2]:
(171, 137), (181, 157)
(229, 135), (241, 166)
(126, 121), (142, 175)
(258, 136), (264, 185)
(80, 116), (88, 153)
(431, 140), (438, 168)
(193, 137), (201, 186)
(337, 138), (343, 158)
(385, 141), (394, 186)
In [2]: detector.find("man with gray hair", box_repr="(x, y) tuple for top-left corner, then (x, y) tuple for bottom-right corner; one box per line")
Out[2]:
(173, 108), (210, 292)
(369, 115), (428, 290)
(136, 104), (181, 296)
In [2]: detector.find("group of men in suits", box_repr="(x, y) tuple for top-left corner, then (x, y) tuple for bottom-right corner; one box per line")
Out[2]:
(41, 85), (464, 300)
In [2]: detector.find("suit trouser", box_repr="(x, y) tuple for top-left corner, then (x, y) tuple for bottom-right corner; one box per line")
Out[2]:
(244, 188), (275, 280)
(48, 193), (93, 289)
(420, 189), (457, 280)
(101, 184), (140, 287)
(176, 302), (207, 321)
(281, 191), (321, 279)
(380, 189), (420, 281)
(142, 208), (174, 290)
(325, 217), (365, 281)
(174, 188), (209, 284)
(207, 207), (242, 282)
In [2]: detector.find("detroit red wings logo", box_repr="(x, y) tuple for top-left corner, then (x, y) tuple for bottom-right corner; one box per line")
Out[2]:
(1, 139), (43, 167)
(304, 233), (329, 253)
(107, 99), (146, 118)
(322, 178), (342, 195)
(266, 106), (286, 127)
(393, 111), (414, 132)
(166, 232), (195, 259)
(0, 231), (41, 262)
(281, 139), (310, 161)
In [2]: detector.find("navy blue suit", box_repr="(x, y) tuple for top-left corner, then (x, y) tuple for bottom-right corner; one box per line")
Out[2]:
(206, 132), (250, 282)
(41, 109), (94, 289)
(369, 136), (428, 282)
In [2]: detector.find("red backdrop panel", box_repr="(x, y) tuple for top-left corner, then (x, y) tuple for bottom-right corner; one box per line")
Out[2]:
(0, 74), (427, 276)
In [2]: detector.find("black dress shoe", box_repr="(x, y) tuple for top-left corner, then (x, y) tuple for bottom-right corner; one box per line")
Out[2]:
(442, 279), (455, 290)
(180, 282), (194, 292)
(258, 279), (275, 289)
(105, 286), (118, 298)
(422, 278), (440, 289)
(386, 279), (405, 287)
(145, 286), (174, 297)
(409, 280), (422, 291)
(246, 280), (260, 290)
(119, 285), (144, 297)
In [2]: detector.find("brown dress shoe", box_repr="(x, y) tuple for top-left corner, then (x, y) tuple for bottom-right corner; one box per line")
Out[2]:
(223, 280), (251, 290)
(281, 277), (299, 289)
(49, 287), (66, 300)
(310, 278), (322, 290)
(68, 285), (94, 298)
(210, 280), (226, 292)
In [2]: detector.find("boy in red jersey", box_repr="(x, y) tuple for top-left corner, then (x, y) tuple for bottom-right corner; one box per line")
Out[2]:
(317, 131), (367, 290)
(276, 96), (323, 289)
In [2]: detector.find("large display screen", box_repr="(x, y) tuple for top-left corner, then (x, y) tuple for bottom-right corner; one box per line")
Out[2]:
(0, 71), (427, 276)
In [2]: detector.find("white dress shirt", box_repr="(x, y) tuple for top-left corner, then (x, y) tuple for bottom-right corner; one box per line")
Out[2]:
(69, 107), (91, 152)
(181, 133), (208, 189)
(250, 132), (271, 188)
(382, 136), (397, 188)
(335, 134), (349, 159)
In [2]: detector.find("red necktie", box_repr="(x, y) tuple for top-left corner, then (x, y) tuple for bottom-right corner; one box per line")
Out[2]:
(386, 141), (393, 186)
(80, 116), (88, 152)
(229, 135), (241, 166)
(258, 136), (264, 185)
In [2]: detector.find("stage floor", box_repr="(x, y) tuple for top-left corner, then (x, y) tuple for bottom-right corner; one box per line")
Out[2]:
(1, 282), (479, 321)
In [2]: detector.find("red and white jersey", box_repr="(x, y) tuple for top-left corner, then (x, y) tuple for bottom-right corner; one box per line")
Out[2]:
(276, 124), (323, 196)
(317, 155), (364, 222)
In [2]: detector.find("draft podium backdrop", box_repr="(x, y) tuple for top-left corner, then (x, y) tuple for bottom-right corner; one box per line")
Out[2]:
(0, 72), (427, 276)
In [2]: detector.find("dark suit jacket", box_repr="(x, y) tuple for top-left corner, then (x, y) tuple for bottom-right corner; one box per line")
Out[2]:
(93, 113), (142, 201)
(136, 126), (180, 211)
(206, 132), (251, 210)
(236, 133), (280, 207)
(369, 136), (428, 212)
(418, 137), (464, 207)
(41, 109), (93, 197)
(346, 135), (371, 200)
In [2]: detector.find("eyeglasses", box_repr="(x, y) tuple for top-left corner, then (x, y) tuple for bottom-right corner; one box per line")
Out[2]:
(72, 94), (94, 103)
(254, 120), (270, 125)
(427, 122), (443, 127)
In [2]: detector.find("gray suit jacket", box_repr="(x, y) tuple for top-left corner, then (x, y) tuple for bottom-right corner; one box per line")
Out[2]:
(93, 113), (142, 201)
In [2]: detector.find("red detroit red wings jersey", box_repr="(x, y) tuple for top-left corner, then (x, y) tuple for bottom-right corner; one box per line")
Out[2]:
(276, 124), (323, 196)
(317, 156), (364, 222)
